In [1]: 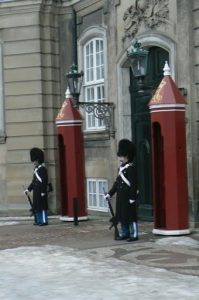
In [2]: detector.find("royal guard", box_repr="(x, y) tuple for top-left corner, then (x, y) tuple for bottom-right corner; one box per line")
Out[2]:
(24, 148), (48, 226)
(105, 139), (138, 241)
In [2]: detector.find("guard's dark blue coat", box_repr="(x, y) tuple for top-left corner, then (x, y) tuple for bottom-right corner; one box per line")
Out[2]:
(108, 162), (137, 223)
(28, 164), (48, 211)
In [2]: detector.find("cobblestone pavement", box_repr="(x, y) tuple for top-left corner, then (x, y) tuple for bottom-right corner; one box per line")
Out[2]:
(0, 216), (199, 277)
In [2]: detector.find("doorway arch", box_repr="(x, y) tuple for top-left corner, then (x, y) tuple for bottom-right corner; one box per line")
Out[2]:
(131, 46), (169, 220)
(117, 35), (175, 220)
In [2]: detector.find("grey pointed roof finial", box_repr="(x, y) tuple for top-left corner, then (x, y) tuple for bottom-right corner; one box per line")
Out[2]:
(65, 87), (71, 99)
(163, 61), (171, 76)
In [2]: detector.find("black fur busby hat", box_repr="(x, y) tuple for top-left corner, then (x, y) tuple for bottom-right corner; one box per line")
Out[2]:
(117, 139), (135, 161)
(30, 147), (44, 164)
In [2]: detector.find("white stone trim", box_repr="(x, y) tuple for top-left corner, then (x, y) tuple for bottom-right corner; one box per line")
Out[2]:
(149, 103), (186, 113)
(150, 109), (185, 113)
(60, 216), (88, 222)
(0, 42), (5, 140)
(56, 120), (83, 126)
(56, 120), (82, 123)
(153, 228), (191, 236)
(149, 104), (186, 109)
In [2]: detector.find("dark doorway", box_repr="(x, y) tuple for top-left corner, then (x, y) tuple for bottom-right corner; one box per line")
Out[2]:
(130, 46), (169, 221)
(58, 134), (68, 216)
(153, 122), (165, 228)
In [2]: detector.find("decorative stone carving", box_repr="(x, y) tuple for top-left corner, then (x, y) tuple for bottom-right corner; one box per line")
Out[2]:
(123, 0), (169, 40)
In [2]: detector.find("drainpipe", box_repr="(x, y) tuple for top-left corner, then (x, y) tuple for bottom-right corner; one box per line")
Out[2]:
(72, 8), (78, 66)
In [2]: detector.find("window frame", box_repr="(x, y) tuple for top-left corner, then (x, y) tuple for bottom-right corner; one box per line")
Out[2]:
(78, 27), (107, 132)
(87, 178), (109, 212)
(83, 38), (105, 130)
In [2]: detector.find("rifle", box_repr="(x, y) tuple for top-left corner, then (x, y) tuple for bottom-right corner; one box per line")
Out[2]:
(103, 188), (120, 240)
(23, 186), (37, 223)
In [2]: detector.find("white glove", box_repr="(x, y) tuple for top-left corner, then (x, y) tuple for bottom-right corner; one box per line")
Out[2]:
(24, 189), (29, 195)
(104, 193), (111, 201)
(41, 193), (46, 197)
(129, 199), (135, 204)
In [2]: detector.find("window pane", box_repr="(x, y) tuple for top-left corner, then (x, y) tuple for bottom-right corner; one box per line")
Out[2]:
(96, 39), (99, 52)
(101, 52), (104, 65)
(96, 52), (100, 66)
(97, 86), (101, 100)
(98, 181), (107, 193)
(85, 87), (96, 129)
(88, 181), (97, 207)
(101, 65), (104, 79)
(99, 181), (108, 209)
(90, 54), (93, 68)
(97, 118), (104, 127)
(86, 85), (105, 129)
(100, 40), (103, 51)
(85, 42), (95, 83)
(95, 39), (104, 81)
(88, 114), (95, 128)
(90, 68), (94, 81)
(86, 87), (94, 102)
(90, 41), (93, 54)
(89, 181), (93, 193)
(102, 85), (105, 98)
(96, 67), (100, 80)
(97, 85), (104, 101)
(91, 88), (94, 100)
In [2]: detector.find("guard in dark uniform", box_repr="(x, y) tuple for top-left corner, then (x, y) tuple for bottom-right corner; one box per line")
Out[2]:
(24, 148), (48, 226)
(105, 139), (138, 241)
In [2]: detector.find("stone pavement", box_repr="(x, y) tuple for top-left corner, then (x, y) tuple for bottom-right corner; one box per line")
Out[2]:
(0, 215), (199, 278)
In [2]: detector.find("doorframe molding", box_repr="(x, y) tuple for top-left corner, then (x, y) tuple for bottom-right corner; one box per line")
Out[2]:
(116, 33), (176, 140)
(134, 33), (176, 79)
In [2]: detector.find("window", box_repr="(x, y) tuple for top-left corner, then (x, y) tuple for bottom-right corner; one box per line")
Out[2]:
(87, 179), (108, 211)
(84, 38), (105, 130)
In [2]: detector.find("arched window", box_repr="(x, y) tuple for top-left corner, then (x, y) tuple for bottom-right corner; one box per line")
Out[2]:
(83, 38), (105, 130)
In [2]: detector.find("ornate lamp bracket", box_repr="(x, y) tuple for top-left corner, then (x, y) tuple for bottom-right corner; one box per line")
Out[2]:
(79, 102), (115, 137)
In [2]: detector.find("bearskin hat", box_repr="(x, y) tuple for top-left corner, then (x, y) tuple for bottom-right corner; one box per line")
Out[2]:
(117, 139), (135, 162)
(30, 147), (44, 164)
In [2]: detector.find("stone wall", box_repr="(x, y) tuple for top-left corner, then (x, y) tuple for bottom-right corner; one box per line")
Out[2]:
(191, 0), (199, 225)
(0, 0), (65, 215)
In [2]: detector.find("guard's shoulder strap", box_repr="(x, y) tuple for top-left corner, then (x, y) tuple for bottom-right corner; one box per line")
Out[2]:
(34, 167), (42, 182)
(118, 164), (131, 187)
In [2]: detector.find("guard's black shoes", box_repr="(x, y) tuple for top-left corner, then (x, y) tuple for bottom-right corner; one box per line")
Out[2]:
(126, 237), (138, 242)
(39, 223), (48, 226)
(115, 236), (129, 241)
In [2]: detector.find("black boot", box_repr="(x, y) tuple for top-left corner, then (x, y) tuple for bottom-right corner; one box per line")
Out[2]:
(126, 237), (138, 242)
(115, 236), (128, 241)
